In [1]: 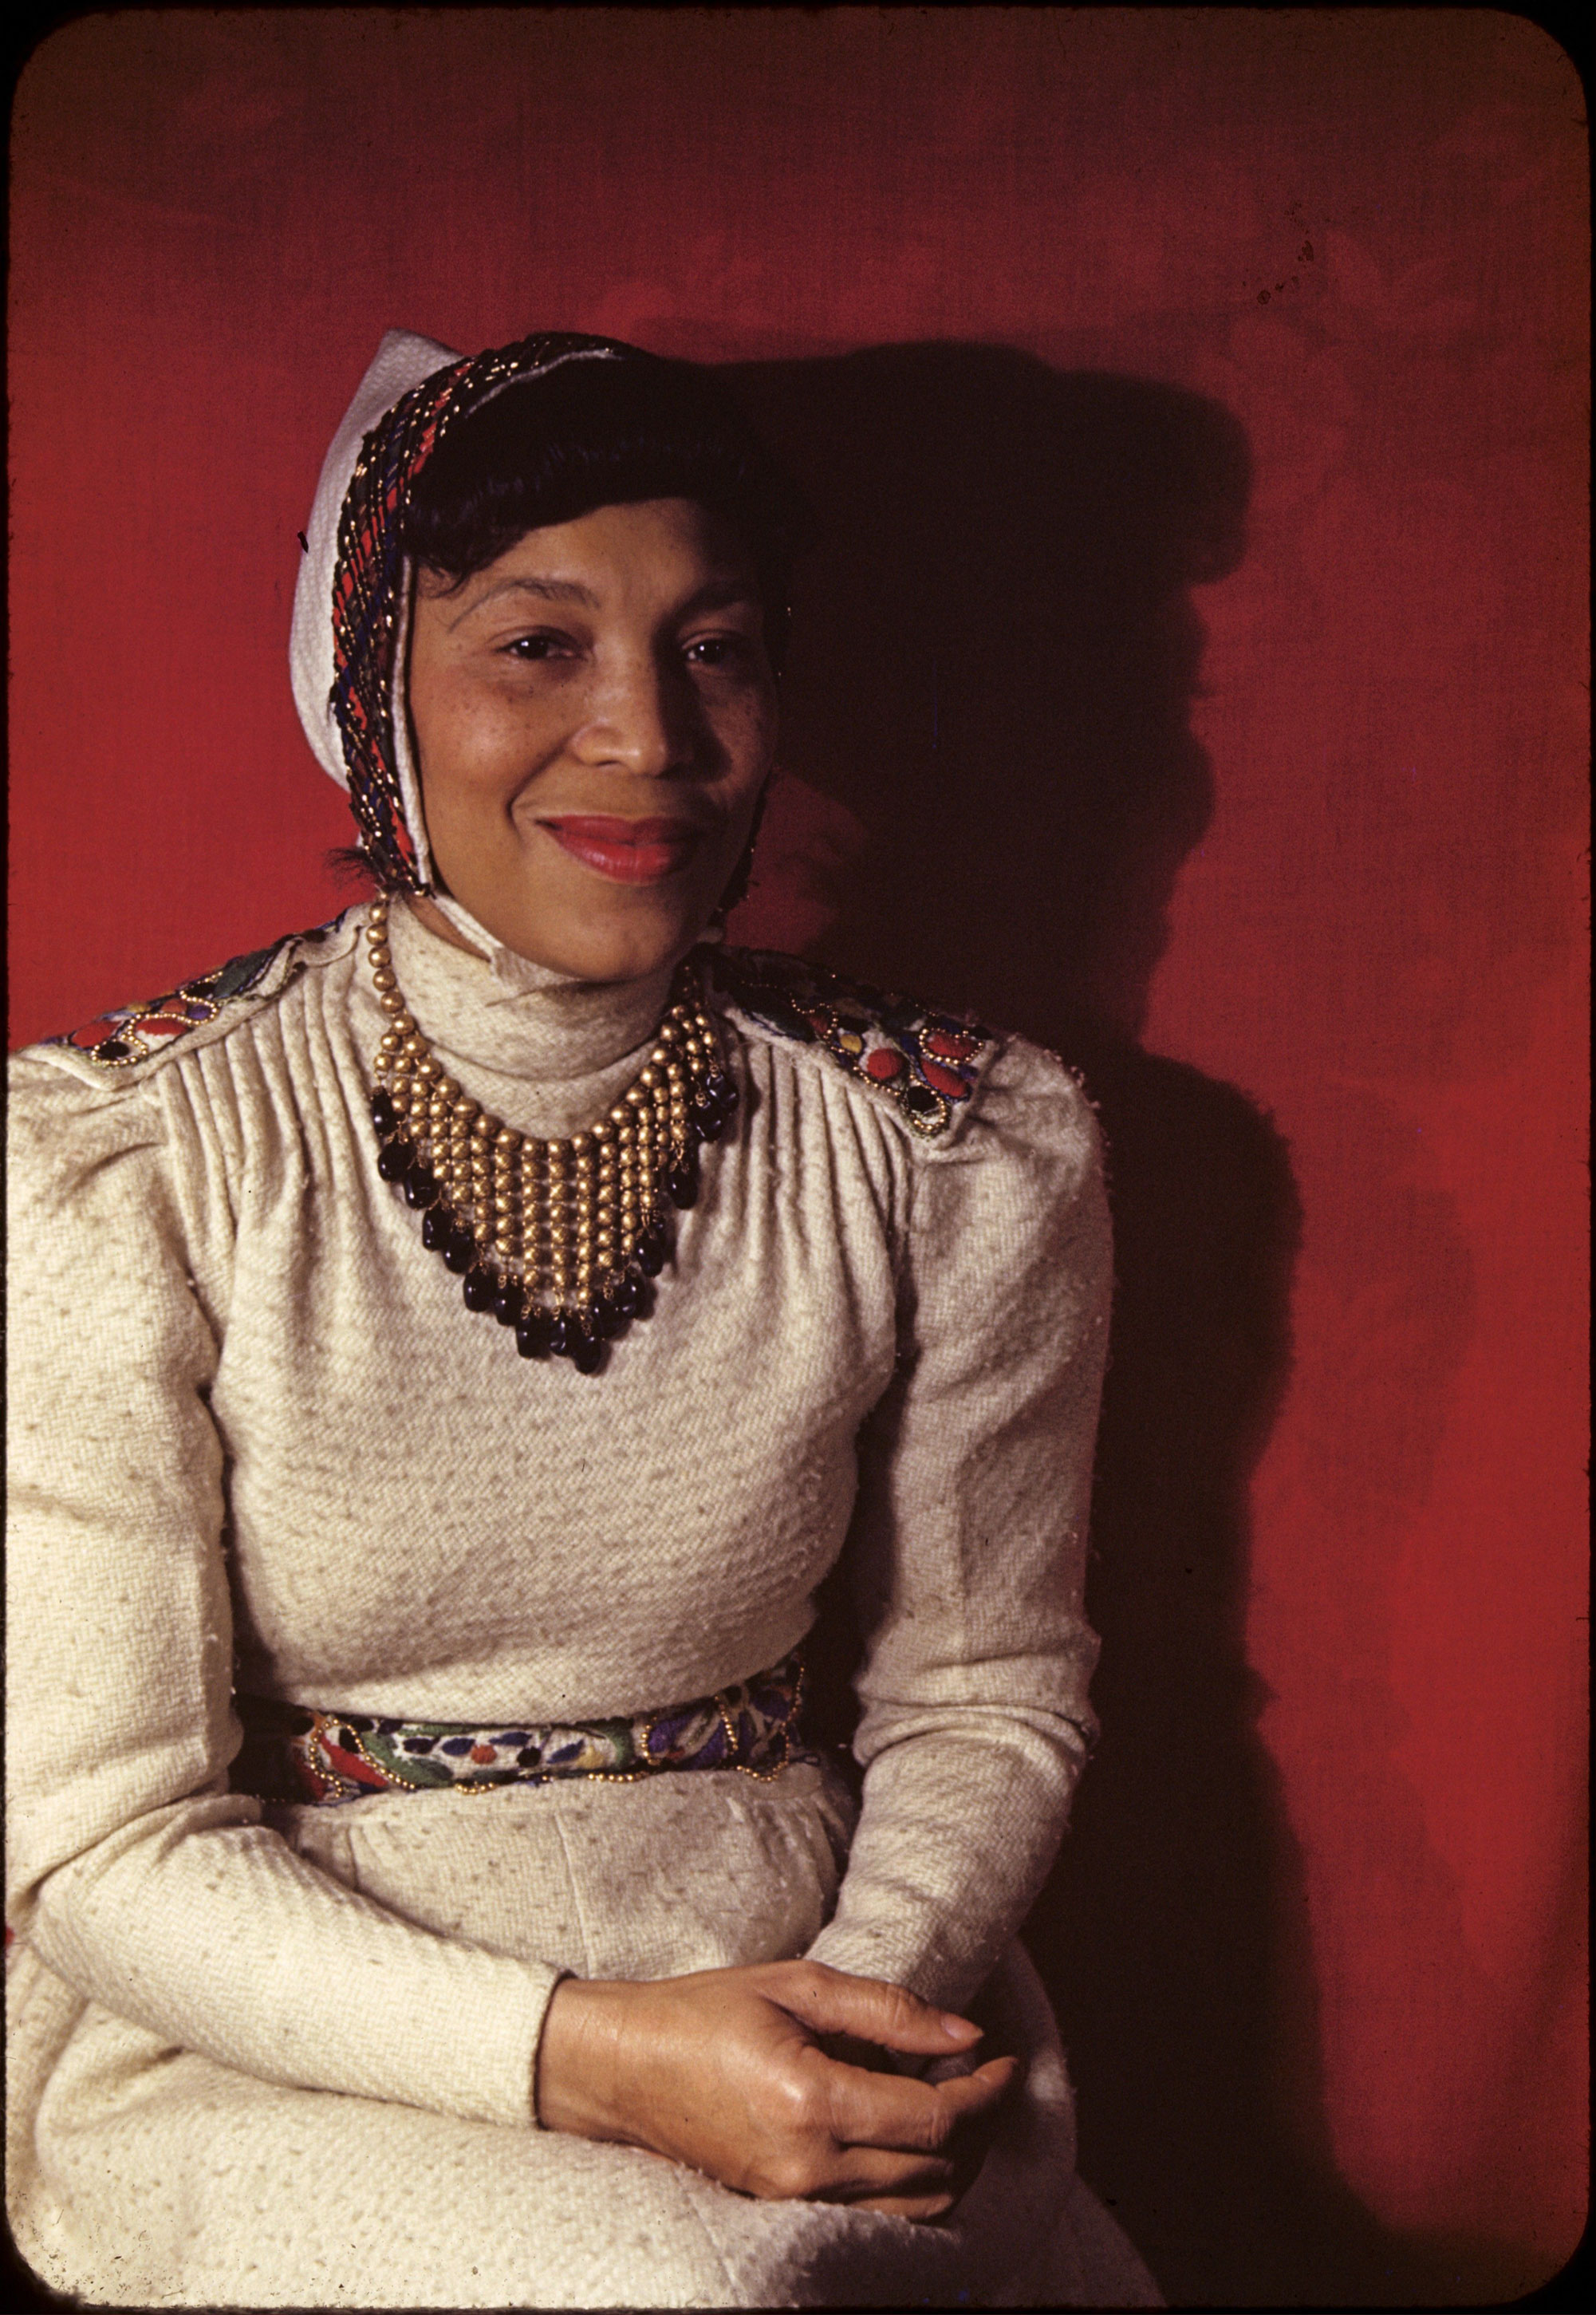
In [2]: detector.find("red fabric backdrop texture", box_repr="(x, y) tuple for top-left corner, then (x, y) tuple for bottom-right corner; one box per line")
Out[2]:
(8, 12), (1586, 2304)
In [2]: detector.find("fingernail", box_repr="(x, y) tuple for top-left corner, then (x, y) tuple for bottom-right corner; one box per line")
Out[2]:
(940, 2013), (981, 2041)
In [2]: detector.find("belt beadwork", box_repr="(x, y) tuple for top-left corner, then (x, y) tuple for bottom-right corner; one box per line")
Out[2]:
(233, 1654), (806, 1806)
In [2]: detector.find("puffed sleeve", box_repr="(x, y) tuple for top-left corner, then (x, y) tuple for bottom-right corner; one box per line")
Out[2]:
(5, 1048), (561, 2128)
(804, 1035), (1110, 2011)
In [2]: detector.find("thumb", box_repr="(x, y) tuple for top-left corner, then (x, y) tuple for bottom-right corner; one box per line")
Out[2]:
(773, 1963), (983, 2057)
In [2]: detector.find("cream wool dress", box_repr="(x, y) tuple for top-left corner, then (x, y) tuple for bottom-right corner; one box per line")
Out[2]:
(6, 891), (1162, 2308)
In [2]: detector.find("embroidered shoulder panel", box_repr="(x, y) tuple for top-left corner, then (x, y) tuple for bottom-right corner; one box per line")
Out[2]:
(51, 924), (332, 1071)
(711, 948), (999, 1140)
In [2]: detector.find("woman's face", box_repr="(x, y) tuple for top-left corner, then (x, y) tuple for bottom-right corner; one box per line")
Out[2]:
(407, 497), (778, 982)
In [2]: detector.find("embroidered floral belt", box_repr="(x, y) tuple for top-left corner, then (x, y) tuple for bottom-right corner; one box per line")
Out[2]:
(232, 1655), (807, 1807)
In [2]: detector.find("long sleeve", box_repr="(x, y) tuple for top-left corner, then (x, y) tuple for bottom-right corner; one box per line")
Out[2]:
(5, 1051), (559, 2132)
(805, 1035), (1111, 2010)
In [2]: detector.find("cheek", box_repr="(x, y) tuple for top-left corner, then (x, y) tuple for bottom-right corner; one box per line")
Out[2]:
(416, 678), (547, 810)
(715, 686), (779, 783)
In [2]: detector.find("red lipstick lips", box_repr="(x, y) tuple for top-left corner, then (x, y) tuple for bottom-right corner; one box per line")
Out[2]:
(539, 815), (704, 885)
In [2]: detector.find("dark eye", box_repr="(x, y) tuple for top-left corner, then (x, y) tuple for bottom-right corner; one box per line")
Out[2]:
(684, 634), (751, 670)
(504, 631), (574, 662)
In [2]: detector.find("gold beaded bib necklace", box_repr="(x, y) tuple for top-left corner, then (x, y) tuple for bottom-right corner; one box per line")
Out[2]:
(364, 897), (738, 1374)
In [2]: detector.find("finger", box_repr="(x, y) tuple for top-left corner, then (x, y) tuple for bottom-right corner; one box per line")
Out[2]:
(813, 2143), (957, 2204)
(920, 2047), (985, 2086)
(817, 2030), (901, 2075)
(929, 2053), (1020, 2124)
(821, 2061), (963, 2154)
(768, 1962), (983, 2057)
(822, 2049), (1017, 2151)
(850, 2191), (957, 2222)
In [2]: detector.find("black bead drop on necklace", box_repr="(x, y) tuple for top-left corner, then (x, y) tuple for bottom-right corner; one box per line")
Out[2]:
(363, 899), (736, 1375)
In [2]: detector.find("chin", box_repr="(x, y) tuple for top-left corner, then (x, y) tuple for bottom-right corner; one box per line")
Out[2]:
(479, 900), (707, 986)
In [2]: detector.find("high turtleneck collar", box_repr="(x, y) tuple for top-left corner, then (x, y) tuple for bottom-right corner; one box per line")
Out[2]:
(368, 898), (686, 1141)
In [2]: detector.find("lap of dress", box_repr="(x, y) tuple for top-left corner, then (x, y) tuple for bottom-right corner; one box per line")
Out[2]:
(7, 1763), (1161, 2308)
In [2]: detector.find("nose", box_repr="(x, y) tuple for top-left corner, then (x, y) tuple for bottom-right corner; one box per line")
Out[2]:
(570, 650), (694, 779)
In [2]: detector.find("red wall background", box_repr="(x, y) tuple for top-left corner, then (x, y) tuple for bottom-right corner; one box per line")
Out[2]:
(9, 13), (1586, 2303)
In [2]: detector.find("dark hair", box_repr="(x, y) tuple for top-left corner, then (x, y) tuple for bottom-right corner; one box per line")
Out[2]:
(398, 353), (809, 669)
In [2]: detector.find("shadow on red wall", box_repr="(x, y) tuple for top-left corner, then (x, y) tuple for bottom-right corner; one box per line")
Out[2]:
(718, 345), (1535, 2308)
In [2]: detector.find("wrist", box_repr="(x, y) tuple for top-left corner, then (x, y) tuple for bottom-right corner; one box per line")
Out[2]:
(534, 1976), (631, 2139)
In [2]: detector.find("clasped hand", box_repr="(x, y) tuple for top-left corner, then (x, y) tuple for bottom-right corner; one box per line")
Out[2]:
(535, 1959), (1016, 2220)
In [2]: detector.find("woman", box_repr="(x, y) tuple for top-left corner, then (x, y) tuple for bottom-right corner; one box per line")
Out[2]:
(6, 329), (1161, 2307)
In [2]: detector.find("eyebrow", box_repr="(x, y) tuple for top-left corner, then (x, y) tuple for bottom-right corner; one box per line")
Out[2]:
(677, 577), (763, 616)
(447, 576), (601, 627)
(447, 572), (761, 631)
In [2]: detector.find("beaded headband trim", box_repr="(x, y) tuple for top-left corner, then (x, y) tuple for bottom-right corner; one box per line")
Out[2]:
(326, 334), (632, 889)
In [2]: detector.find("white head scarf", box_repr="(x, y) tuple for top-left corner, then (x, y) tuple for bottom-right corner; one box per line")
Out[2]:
(291, 329), (459, 887)
(290, 329), (631, 912)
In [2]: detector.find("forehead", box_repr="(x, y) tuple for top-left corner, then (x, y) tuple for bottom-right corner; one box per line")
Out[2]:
(415, 497), (759, 609)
